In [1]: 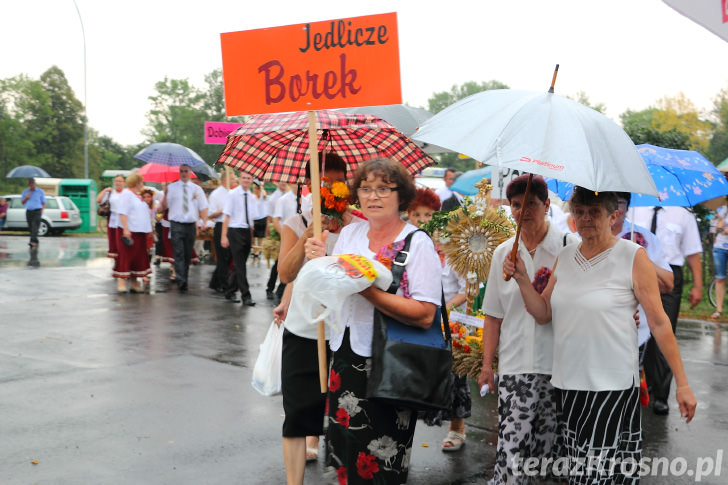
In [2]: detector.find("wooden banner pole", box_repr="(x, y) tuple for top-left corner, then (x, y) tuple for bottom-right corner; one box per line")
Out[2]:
(307, 110), (327, 393)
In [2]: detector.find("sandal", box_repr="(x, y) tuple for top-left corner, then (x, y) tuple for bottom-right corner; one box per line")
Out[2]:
(305, 447), (319, 462)
(441, 430), (466, 452)
(709, 311), (722, 320)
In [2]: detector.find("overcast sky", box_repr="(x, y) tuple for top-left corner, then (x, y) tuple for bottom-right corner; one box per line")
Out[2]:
(1, 0), (727, 147)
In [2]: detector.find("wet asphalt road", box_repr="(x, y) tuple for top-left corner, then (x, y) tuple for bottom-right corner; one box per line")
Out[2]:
(0, 235), (726, 484)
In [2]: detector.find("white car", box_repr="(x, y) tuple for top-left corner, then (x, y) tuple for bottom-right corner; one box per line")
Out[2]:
(2, 194), (82, 236)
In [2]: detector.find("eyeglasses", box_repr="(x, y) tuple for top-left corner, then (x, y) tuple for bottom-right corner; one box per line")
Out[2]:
(357, 186), (399, 198)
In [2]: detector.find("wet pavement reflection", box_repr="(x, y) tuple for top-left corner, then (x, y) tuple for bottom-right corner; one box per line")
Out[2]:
(0, 235), (726, 484)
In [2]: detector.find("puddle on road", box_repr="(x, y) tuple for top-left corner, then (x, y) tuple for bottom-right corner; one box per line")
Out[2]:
(0, 236), (111, 269)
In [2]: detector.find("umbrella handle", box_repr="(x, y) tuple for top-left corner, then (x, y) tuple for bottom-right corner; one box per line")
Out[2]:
(504, 174), (533, 281)
(548, 64), (559, 93)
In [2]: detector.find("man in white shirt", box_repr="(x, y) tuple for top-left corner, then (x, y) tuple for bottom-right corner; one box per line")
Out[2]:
(221, 171), (260, 306)
(631, 204), (703, 415)
(207, 173), (235, 293)
(265, 183), (294, 300)
(435, 168), (464, 210)
(163, 164), (208, 292)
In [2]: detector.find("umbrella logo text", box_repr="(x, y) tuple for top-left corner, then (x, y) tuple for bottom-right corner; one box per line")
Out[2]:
(520, 156), (565, 172)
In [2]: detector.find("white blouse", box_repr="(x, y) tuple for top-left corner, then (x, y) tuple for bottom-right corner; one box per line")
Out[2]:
(550, 239), (641, 391)
(108, 190), (123, 229)
(329, 221), (442, 357)
(482, 222), (571, 375)
(116, 189), (153, 234)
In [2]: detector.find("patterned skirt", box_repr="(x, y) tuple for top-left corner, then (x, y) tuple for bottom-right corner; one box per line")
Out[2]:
(107, 226), (119, 259)
(555, 386), (641, 484)
(324, 329), (418, 485)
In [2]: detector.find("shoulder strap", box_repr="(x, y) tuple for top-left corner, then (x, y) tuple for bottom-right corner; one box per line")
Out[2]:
(387, 229), (424, 294)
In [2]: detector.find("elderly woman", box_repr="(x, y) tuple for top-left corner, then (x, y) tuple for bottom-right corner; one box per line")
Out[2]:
(504, 186), (697, 484)
(306, 158), (442, 484)
(478, 174), (575, 483)
(406, 187), (470, 451)
(98, 175), (126, 282)
(114, 173), (153, 293)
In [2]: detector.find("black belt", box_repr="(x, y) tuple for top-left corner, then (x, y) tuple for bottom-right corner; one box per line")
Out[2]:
(27, 208), (42, 211)
(171, 221), (195, 225)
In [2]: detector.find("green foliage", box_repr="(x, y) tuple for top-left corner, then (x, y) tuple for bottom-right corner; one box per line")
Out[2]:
(620, 109), (691, 149)
(428, 80), (509, 114)
(708, 88), (728, 165)
(142, 70), (246, 167)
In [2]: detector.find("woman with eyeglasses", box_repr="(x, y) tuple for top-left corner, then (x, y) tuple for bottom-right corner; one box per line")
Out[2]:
(504, 187), (696, 484)
(305, 158), (442, 484)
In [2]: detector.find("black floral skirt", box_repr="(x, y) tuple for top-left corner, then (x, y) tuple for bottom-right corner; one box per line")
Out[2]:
(324, 329), (418, 484)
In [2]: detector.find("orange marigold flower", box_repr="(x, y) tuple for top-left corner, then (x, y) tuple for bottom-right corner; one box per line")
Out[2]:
(331, 181), (350, 199)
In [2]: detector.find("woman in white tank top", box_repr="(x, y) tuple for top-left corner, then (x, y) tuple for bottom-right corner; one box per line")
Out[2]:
(503, 187), (696, 484)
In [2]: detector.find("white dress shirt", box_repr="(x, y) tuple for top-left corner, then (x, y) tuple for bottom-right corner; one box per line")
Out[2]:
(483, 222), (575, 375)
(208, 186), (228, 223)
(273, 191), (298, 222)
(166, 180), (208, 223)
(223, 186), (261, 228)
(629, 206), (702, 266)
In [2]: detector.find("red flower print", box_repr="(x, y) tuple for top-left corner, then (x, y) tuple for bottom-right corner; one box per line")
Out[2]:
(324, 396), (329, 416)
(337, 466), (347, 484)
(336, 408), (350, 428)
(356, 452), (379, 479)
(329, 369), (341, 393)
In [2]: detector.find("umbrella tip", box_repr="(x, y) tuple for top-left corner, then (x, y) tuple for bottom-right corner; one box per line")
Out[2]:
(548, 64), (559, 93)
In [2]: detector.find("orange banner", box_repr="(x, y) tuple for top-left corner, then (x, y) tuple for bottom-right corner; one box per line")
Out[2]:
(220, 12), (401, 116)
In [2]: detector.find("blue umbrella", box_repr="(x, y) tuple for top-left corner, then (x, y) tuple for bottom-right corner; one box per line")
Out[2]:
(134, 142), (206, 167)
(547, 144), (728, 207)
(450, 166), (493, 196)
(6, 165), (51, 178)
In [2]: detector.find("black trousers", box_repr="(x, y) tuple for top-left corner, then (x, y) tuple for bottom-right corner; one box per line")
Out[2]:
(266, 259), (286, 296)
(644, 264), (682, 402)
(170, 221), (196, 285)
(154, 222), (163, 257)
(26, 209), (42, 243)
(209, 222), (232, 291)
(227, 227), (252, 299)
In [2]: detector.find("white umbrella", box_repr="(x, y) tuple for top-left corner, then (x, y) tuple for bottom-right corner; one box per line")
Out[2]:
(412, 88), (659, 197)
(663, 0), (728, 43)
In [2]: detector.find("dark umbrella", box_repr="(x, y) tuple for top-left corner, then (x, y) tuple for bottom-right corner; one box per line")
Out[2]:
(337, 104), (450, 154)
(6, 165), (51, 178)
(134, 142), (206, 167)
(191, 163), (220, 181)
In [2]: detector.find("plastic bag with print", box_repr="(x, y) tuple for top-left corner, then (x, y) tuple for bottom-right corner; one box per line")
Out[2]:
(289, 254), (393, 334)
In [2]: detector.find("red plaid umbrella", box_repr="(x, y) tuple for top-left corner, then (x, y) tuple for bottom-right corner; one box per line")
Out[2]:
(215, 110), (436, 182)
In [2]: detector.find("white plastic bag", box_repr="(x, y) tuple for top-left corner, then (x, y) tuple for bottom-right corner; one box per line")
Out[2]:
(289, 254), (393, 334)
(251, 321), (283, 396)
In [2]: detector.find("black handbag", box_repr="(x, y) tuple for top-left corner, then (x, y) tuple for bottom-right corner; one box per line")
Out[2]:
(366, 230), (453, 411)
(97, 192), (110, 217)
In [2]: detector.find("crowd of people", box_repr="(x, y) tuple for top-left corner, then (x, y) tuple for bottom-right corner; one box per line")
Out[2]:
(96, 165), (287, 300)
(89, 159), (706, 484)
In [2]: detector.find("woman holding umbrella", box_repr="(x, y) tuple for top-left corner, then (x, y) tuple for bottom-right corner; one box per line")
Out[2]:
(478, 174), (575, 483)
(306, 158), (442, 484)
(504, 187), (696, 483)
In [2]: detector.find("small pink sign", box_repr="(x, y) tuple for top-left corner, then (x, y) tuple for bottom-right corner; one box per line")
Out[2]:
(204, 121), (243, 145)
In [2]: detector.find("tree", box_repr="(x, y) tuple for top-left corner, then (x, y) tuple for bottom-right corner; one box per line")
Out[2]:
(621, 93), (712, 153)
(620, 108), (691, 150)
(142, 72), (246, 167)
(707, 87), (728, 165)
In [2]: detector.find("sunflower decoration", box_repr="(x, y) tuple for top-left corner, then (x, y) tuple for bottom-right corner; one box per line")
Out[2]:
(438, 180), (514, 313)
